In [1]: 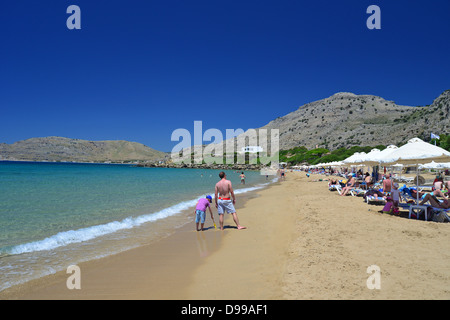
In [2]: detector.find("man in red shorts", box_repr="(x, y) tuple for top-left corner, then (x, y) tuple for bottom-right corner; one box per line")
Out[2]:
(215, 171), (246, 231)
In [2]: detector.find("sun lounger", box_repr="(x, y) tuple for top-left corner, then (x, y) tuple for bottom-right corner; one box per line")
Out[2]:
(329, 184), (340, 191)
(402, 193), (418, 204)
(416, 185), (433, 192)
(400, 188), (423, 204)
(399, 176), (414, 184)
(366, 195), (386, 205)
(350, 188), (366, 197)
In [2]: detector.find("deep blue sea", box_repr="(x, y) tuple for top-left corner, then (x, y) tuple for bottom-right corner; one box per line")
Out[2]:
(0, 161), (272, 292)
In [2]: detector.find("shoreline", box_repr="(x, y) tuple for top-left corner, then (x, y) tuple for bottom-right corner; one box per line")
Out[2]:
(0, 182), (269, 300)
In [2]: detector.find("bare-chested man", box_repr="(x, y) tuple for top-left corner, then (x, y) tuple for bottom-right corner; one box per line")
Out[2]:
(215, 171), (246, 230)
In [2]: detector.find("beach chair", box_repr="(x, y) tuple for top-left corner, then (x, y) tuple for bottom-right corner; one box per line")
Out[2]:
(329, 182), (344, 194)
(400, 188), (421, 205)
(350, 188), (366, 197)
(366, 195), (386, 205)
(399, 176), (414, 184)
(402, 193), (417, 204)
(329, 184), (340, 192)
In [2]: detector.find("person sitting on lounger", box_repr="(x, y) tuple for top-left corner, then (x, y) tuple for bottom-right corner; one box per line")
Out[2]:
(364, 172), (373, 187)
(329, 178), (338, 187)
(340, 175), (356, 196)
(419, 194), (450, 209)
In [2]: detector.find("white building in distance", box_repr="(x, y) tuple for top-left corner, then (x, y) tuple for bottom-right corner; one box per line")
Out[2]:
(240, 146), (264, 154)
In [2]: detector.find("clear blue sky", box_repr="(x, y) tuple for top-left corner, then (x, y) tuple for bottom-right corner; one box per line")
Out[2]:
(1, 0), (449, 151)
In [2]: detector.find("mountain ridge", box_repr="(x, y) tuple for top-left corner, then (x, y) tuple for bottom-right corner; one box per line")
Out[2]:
(0, 136), (167, 163)
(257, 89), (450, 150)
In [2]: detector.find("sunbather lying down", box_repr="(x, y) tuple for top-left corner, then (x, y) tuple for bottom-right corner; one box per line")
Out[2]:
(420, 194), (450, 209)
(364, 189), (386, 200)
(410, 189), (448, 200)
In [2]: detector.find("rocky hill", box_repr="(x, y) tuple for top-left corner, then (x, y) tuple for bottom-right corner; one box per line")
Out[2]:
(0, 137), (167, 163)
(233, 90), (450, 151)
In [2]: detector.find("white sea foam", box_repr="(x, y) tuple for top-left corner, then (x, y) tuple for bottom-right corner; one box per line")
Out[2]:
(5, 181), (273, 256)
(7, 198), (199, 255)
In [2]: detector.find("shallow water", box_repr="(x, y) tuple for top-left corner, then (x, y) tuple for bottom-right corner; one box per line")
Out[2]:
(0, 161), (272, 291)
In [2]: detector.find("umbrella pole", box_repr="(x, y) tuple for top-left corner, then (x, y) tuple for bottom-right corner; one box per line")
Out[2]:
(416, 164), (419, 205)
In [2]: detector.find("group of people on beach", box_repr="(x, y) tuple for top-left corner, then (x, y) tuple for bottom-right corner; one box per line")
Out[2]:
(194, 171), (247, 231)
(327, 168), (450, 217)
(418, 175), (450, 209)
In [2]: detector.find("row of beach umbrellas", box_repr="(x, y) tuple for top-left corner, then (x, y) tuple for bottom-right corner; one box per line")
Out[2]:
(310, 137), (450, 205)
(312, 138), (450, 169)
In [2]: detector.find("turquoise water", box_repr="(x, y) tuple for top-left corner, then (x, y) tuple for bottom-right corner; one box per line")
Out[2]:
(0, 161), (271, 292)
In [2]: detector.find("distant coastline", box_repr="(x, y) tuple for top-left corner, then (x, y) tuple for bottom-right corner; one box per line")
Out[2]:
(0, 159), (266, 172)
(136, 161), (264, 171)
(0, 136), (167, 163)
(0, 159), (133, 165)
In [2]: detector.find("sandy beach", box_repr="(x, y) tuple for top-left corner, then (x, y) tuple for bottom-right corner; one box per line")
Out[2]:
(1, 171), (449, 300)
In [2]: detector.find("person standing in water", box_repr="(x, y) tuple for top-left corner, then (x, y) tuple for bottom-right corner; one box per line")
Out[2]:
(215, 172), (246, 230)
(240, 171), (246, 185)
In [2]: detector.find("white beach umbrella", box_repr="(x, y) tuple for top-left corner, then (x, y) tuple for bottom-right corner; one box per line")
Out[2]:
(365, 145), (400, 176)
(315, 163), (326, 167)
(342, 152), (367, 165)
(367, 145), (398, 164)
(419, 161), (450, 170)
(331, 161), (344, 167)
(351, 145), (398, 168)
(418, 161), (438, 170)
(437, 162), (450, 169)
(346, 149), (380, 166)
(379, 138), (450, 205)
(380, 138), (450, 166)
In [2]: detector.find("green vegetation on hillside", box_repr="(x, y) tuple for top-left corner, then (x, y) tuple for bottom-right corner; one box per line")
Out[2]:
(279, 145), (388, 165)
(431, 134), (450, 152)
